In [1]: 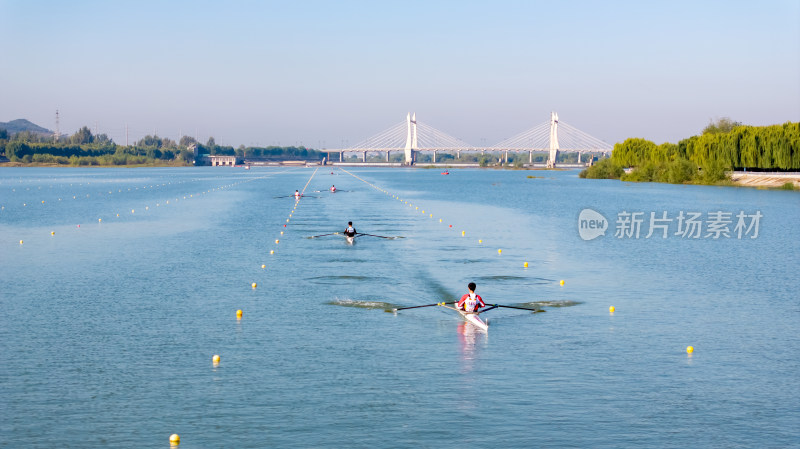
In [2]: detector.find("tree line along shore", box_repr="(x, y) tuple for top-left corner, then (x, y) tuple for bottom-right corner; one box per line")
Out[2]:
(2, 119), (799, 190)
(0, 126), (330, 166)
(580, 119), (800, 189)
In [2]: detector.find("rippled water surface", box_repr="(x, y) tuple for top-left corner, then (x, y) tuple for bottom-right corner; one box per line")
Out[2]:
(1, 166), (798, 448)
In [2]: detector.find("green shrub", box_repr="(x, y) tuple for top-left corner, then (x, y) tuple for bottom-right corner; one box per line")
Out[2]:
(621, 162), (657, 182)
(579, 158), (623, 179)
(665, 159), (698, 184)
(699, 159), (730, 184)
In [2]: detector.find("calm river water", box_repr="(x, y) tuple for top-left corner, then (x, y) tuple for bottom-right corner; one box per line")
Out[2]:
(1, 166), (798, 448)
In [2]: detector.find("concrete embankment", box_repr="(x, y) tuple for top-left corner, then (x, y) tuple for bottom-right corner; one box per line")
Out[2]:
(730, 172), (800, 188)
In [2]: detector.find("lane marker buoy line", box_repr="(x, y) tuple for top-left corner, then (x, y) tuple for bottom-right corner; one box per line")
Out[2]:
(261, 166), (320, 270)
(8, 170), (292, 245)
(0, 176), (235, 211)
(209, 167), (315, 419)
(338, 167), (537, 277)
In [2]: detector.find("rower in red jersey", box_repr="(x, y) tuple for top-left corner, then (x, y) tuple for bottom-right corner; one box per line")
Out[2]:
(458, 282), (485, 313)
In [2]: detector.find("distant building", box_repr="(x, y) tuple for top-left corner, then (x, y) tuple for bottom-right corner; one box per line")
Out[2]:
(200, 155), (238, 166)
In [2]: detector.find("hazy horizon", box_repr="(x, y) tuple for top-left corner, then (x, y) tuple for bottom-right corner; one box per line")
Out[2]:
(1, 0), (798, 148)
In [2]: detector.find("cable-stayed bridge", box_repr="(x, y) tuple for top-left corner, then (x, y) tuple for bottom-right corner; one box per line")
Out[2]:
(324, 112), (613, 166)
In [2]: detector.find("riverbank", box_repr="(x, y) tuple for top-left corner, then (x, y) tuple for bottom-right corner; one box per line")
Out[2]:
(730, 172), (800, 188)
(0, 160), (191, 168)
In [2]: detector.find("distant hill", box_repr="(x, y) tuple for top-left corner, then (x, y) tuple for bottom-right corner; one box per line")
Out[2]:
(0, 119), (53, 136)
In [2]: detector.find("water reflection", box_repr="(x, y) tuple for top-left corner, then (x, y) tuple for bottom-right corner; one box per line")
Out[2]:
(457, 322), (487, 374)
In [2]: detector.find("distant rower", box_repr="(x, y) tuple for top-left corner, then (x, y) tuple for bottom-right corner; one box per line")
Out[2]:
(343, 221), (357, 237)
(294, 190), (301, 198)
(330, 185), (336, 192)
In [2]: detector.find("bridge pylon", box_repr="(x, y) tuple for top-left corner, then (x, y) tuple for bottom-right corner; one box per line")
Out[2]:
(404, 112), (418, 165)
(547, 111), (559, 168)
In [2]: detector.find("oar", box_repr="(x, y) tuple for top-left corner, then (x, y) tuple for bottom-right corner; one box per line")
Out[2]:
(307, 232), (340, 239)
(391, 301), (454, 312)
(476, 305), (499, 314)
(356, 233), (404, 239)
(482, 304), (543, 313)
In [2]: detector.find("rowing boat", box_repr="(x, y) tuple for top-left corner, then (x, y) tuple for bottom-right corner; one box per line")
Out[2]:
(345, 234), (355, 244)
(442, 304), (488, 331)
(392, 302), (539, 328)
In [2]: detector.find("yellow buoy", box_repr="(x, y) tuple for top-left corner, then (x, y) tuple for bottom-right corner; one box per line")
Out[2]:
(19, 240), (23, 244)
(461, 231), (465, 236)
(524, 262), (528, 268)
(116, 214), (119, 217)
(275, 239), (280, 244)
(251, 282), (257, 288)
(478, 239), (482, 244)
(169, 434), (180, 445)
(609, 306), (615, 313)
(439, 218), (442, 222)
(686, 346), (694, 354)
(560, 280), (565, 286)
(236, 309), (243, 319)
(51, 231), (55, 235)
(261, 264), (266, 269)
(212, 354), (220, 364)
(498, 249), (502, 254)
(98, 218), (102, 222)
(280, 231), (284, 235)
(430, 214), (433, 218)
(131, 209), (134, 213)
(42, 200), (45, 203)
(270, 250), (274, 254)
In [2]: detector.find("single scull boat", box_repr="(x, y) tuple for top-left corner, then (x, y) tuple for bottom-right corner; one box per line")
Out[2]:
(441, 304), (488, 331)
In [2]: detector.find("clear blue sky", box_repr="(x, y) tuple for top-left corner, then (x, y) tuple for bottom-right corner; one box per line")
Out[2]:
(1, 0), (798, 148)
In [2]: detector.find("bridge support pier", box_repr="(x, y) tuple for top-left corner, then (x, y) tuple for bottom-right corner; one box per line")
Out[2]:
(386, 151), (390, 162)
(433, 150), (436, 163)
(529, 150), (533, 164)
(504, 151), (508, 164)
(362, 151), (367, 162)
(457, 150), (461, 159)
(578, 152), (581, 163)
(339, 151), (343, 162)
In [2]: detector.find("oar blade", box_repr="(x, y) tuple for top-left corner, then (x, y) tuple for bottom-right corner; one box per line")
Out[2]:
(496, 304), (544, 313)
